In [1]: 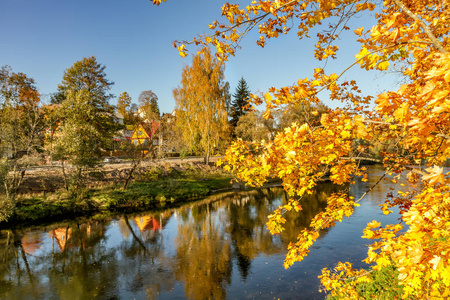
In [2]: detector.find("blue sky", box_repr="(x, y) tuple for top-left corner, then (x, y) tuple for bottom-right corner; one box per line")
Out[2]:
(0, 0), (400, 114)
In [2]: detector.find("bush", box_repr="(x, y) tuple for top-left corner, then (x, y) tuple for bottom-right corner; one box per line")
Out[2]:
(0, 197), (14, 222)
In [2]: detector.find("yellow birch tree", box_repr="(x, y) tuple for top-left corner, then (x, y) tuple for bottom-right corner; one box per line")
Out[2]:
(117, 92), (132, 120)
(155, 0), (450, 298)
(173, 48), (230, 164)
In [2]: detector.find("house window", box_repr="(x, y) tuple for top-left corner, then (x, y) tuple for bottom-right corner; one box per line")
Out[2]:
(138, 130), (143, 136)
(134, 140), (138, 145)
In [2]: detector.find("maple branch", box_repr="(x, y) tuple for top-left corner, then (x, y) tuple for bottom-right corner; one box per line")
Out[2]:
(341, 156), (382, 163)
(310, 40), (433, 99)
(437, 133), (450, 140)
(322, 1), (359, 67)
(434, 136), (446, 157)
(362, 119), (399, 126)
(355, 171), (388, 203)
(260, 40), (430, 112)
(342, 269), (374, 282)
(181, 0), (302, 50)
(408, 167), (426, 177)
(392, 0), (448, 54)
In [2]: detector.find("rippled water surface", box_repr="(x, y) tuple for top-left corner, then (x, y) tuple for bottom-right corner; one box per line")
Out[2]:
(0, 166), (406, 299)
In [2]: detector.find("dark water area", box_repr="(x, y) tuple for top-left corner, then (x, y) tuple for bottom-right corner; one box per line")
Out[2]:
(0, 166), (408, 299)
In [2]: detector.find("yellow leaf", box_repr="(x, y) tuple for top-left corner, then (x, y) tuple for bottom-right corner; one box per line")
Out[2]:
(367, 220), (381, 229)
(444, 71), (450, 83)
(355, 47), (370, 61)
(340, 130), (351, 139)
(178, 44), (188, 58)
(423, 166), (445, 185)
(151, 0), (165, 5)
(377, 61), (389, 70)
(299, 123), (310, 135)
(354, 27), (364, 36)
(429, 255), (443, 270)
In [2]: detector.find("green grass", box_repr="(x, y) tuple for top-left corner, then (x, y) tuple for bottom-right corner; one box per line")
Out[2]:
(326, 265), (408, 300)
(2, 175), (233, 227)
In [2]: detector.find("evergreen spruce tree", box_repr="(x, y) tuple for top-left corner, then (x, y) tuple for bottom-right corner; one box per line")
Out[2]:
(230, 77), (250, 129)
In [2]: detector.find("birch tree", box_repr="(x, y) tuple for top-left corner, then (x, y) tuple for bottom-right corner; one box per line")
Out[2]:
(138, 90), (160, 121)
(173, 48), (230, 164)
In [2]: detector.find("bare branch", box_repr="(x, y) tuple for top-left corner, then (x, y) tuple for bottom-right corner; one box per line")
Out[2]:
(341, 157), (383, 163)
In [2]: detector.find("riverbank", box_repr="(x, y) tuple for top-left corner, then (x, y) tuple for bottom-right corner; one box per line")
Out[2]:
(1, 160), (237, 228)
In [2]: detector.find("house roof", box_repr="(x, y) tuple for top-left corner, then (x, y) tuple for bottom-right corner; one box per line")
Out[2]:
(132, 121), (160, 139)
(134, 215), (161, 232)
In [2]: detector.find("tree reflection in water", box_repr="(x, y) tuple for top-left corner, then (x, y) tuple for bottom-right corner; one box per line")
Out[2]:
(118, 212), (175, 298)
(0, 182), (341, 299)
(174, 203), (232, 300)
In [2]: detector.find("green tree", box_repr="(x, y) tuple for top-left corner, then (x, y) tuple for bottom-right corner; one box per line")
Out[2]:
(173, 48), (230, 163)
(276, 102), (328, 130)
(53, 56), (114, 106)
(230, 77), (251, 129)
(138, 90), (160, 121)
(0, 66), (43, 216)
(235, 110), (276, 142)
(53, 57), (118, 191)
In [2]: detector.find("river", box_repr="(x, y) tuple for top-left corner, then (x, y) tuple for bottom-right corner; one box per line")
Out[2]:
(0, 166), (407, 299)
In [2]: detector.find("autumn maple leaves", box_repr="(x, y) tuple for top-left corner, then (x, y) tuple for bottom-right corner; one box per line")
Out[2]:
(152, 0), (450, 297)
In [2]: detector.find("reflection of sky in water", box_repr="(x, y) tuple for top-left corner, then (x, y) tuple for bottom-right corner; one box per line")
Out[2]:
(0, 166), (410, 299)
(161, 214), (180, 257)
(105, 219), (131, 248)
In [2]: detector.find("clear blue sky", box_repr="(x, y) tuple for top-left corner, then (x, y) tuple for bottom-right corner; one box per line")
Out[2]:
(0, 0), (400, 114)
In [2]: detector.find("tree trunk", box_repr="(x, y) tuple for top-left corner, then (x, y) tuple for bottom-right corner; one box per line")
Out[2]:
(123, 215), (148, 253)
(61, 160), (69, 191)
(75, 167), (83, 192)
(122, 161), (140, 190)
(205, 148), (210, 165)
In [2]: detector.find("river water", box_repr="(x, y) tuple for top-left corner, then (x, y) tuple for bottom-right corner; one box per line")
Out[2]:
(0, 166), (408, 299)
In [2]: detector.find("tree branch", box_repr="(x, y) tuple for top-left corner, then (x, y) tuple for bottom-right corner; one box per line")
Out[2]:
(340, 156), (383, 163)
(355, 171), (388, 203)
(392, 0), (448, 53)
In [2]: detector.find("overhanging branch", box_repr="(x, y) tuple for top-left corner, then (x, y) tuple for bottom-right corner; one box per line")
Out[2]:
(392, 0), (448, 54)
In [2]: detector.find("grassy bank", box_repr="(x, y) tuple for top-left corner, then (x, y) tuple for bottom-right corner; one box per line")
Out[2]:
(1, 161), (234, 227)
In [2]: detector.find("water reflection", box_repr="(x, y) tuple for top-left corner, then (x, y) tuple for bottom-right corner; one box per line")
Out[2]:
(175, 212), (232, 299)
(0, 178), (388, 300)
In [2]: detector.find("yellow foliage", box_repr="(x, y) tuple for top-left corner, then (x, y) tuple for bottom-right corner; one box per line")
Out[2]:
(177, 44), (188, 58)
(151, 0), (166, 5)
(152, 0), (450, 297)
